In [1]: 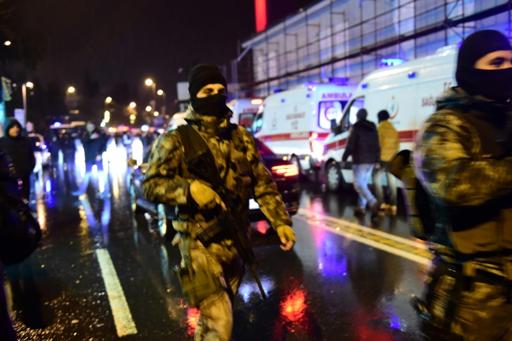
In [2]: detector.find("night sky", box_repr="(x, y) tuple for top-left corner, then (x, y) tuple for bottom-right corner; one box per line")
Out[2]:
(5, 0), (317, 122)
(20, 0), (254, 99)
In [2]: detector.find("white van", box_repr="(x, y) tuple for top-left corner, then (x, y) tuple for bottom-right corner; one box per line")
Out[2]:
(227, 98), (263, 129)
(253, 83), (354, 176)
(321, 45), (457, 191)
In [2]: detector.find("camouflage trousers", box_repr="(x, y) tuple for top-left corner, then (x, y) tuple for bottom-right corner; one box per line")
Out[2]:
(180, 237), (244, 341)
(419, 258), (512, 340)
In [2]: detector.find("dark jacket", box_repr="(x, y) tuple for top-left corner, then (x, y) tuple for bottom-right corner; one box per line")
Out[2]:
(342, 119), (380, 164)
(82, 129), (107, 164)
(0, 149), (20, 198)
(0, 119), (35, 177)
(414, 87), (512, 264)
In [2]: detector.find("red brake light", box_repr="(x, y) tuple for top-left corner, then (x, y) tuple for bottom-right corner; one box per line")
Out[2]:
(271, 164), (299, 177)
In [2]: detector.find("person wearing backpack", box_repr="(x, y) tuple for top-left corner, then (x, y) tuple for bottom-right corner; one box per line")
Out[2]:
(143, 64), (295, 341)
(414, 30), (512, 340)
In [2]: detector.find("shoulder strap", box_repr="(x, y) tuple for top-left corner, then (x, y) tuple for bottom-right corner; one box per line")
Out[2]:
(176, 125), (223, 186)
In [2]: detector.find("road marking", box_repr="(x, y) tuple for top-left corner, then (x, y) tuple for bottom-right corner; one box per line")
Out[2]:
(296, 209), (433, 266)
(96, 249), (138, 337)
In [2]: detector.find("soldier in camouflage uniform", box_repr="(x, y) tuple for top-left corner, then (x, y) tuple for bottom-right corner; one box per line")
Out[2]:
(143, 64), (295, 341)
(414, 30), (512, 340)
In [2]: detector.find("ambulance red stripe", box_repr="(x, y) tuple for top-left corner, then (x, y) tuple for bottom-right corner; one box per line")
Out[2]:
(257, 132), (331, 142)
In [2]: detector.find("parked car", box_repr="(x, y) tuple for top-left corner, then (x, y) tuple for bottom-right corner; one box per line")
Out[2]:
(128, 138), (300, 240)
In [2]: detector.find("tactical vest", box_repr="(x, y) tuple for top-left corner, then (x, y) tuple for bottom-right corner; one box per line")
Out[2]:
(440, 110), (512, 260)
(171, 123), (254, 234)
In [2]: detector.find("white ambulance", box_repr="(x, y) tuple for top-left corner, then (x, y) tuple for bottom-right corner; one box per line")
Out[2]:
(253, 83), (354, 176)
(321, 45), (457, 191)
(227, 98), (263, 129)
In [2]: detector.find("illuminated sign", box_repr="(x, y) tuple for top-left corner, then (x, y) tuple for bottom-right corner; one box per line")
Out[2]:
(254, 0), (267, 32)
(321, 93), (352, 100)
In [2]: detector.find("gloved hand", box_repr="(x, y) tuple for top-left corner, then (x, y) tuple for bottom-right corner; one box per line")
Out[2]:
(189, 180), (226, 210)
(276, 225), (295, 251)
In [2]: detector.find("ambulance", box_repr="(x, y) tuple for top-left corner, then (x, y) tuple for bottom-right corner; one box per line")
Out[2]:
(227, 98), (263, 129)
(253, 82), (354, 176)
(321, 45), (457, 191)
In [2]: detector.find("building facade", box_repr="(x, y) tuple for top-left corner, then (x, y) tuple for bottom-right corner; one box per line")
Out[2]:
(241, 0), (512, 97)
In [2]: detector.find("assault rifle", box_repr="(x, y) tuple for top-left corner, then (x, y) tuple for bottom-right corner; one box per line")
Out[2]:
(177, 124), (267, 300)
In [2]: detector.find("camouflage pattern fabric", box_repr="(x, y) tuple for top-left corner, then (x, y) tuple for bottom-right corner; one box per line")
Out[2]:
(414, 88), (512, 207)
(143, 110), (292, 234)
(414, 88), (512, 339)
(414, 88), (512, 257)
(143, 109), (292, 340)
(420, 257), (512, 341)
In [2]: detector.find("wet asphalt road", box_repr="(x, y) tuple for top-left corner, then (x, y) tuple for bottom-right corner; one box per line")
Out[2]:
(4, 143), (428, 340)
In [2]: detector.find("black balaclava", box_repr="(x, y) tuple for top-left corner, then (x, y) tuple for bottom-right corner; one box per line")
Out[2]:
(456, 30), (512, 103)
(188, 64), (230, 117)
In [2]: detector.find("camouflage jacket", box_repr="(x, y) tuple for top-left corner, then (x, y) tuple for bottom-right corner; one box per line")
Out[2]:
(414, 87), (512, 258)
(142, 110), (292, 236)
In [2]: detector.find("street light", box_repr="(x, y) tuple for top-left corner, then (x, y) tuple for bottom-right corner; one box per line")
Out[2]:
(129, 101), (137, 109)
(157, 89), (164, 96)
(22, 81), (35, 119)
(153, 111), (159, 117)
(145, 78), (154, 87)
(145, 105), (152, 112)
(105, 96), (113, 104)
(3, 40), (12, 47)
(67, 86), (76, 95)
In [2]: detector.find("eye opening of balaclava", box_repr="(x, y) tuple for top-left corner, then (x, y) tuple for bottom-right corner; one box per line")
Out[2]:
(188, 64), (231, 117)
(456, 29), (512, 103)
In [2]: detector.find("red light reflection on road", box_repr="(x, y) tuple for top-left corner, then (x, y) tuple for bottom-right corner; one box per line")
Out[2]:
(187, 307), (201, 336)
(280, 288), (307, 323)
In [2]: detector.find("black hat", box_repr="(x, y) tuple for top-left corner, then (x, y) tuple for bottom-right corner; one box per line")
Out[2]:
(188, 64), (227, 99)
(377, 110), (390, 122)
(356, 108), (368, 121)
(456, 30), (512, 87)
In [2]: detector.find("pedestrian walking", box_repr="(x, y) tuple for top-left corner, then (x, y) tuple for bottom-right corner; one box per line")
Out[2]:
(73, 122), (108, 196)
(372, 110), (400, 215)
(143, 64), (295, 341)
(342, 108), (380, 217)
(0, 119), (35, 201)
(413, 29), (512, 340)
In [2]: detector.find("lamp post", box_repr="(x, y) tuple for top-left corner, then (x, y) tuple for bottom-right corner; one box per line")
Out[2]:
(66, 86), (76, 95)
(157, 89), (166, 116)
(144, 78), (157, 114)
(128, 102), (137, 125)
(22, 81), (34, 121)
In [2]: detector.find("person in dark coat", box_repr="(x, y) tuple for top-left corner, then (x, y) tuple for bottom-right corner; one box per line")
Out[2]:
(342, 109), (380, 216)
(0, 149), (19, 341)
(59, 131), (76, 165)
(0, 119), (35, 200)
(74, 122), (108, 196)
